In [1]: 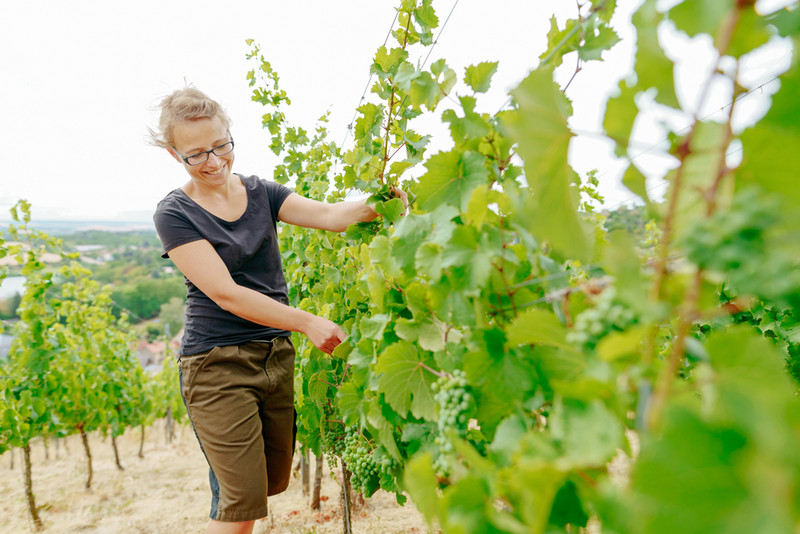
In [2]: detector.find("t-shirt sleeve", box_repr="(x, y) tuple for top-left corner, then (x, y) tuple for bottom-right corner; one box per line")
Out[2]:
(263, 180), (294, 223)
(153, 199), (204, 258)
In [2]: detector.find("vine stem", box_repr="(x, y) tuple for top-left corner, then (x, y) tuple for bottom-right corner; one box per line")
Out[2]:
(646, 4), (742, 428)
(388, 141), (408, 161)
(419, 362), (446, 378)
(563, 0), (586, 92)
(378, 11), (413, 187)
(704, 62), (739, 216)
(648, 5), (741, 306)
(338, 363), (352, 387)
(495, 257), (518, 320)
(316, 377), (341, 390)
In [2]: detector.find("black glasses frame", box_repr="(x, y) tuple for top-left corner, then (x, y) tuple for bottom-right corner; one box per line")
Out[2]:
(176, 138), (235, 166)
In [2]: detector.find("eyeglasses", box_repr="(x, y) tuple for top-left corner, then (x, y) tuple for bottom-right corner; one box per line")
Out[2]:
(176, 139), (235, 166)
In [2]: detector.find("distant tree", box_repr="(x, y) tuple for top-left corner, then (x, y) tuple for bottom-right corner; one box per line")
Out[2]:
(604, 204), (647, 241)
(158, 296), (185, 339)
(110, 277), (185, 320)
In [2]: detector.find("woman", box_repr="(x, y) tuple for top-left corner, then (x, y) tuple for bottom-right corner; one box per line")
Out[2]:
(151, 87), (404, 534)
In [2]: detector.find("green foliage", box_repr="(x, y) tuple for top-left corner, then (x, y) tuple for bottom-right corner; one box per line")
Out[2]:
(0, 202), (180, 458)
(243, 1), (800, 531)
(611, 328), (800, 534)
(148, 352), (186, 425)
(0, 205), (186, 526)
(110, 276), (185, 320)
(604, 203), (647, 241)
(0, 206), (149, 451)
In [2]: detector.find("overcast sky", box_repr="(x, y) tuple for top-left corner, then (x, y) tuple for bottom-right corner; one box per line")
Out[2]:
(1, 0), (792, 222)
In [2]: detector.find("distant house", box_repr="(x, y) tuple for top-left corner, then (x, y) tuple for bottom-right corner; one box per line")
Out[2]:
(134, 331), (182, 374)
(135, 338), (166, 368)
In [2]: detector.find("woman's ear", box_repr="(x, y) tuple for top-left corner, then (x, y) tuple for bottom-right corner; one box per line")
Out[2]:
(167, 148), (182, 164)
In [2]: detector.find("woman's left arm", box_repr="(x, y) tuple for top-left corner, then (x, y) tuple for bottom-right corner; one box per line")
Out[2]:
(278, 190), (407, 232)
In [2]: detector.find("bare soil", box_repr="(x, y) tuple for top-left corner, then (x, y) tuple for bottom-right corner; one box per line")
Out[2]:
(0, 424), (431, 534)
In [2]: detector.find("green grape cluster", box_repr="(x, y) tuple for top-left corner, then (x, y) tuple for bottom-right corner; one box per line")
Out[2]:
(377, 454), (399, 478)
(341, 429), (379, 495)
(432, 370), (472, 476)
(566, 287), (636, 350)
(321, 420), (346, 470)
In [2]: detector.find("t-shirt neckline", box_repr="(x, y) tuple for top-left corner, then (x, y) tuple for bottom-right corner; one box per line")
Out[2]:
(176, 174), (250, 224)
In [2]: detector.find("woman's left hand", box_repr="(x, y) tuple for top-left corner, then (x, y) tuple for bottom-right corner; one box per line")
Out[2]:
(389, 186), (409, 216)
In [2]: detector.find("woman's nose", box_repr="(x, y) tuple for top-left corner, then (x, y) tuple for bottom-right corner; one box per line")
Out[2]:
(205, 152), (222, 167)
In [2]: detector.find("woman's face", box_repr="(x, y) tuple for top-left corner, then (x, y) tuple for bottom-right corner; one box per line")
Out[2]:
(170, 115), (234, 187)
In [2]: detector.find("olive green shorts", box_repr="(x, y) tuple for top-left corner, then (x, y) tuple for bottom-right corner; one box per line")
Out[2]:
(179, 337), (296, 522)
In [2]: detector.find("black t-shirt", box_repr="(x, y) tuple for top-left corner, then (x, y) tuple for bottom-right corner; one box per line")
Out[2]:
(153, 174), (293, 356)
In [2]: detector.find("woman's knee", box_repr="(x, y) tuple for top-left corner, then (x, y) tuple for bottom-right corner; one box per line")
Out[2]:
(206, 518), (256, 534)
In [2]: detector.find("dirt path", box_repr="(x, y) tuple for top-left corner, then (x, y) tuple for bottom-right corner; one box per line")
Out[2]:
(0, 424), (431, 533)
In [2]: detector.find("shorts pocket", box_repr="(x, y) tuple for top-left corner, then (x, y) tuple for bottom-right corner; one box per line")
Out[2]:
(180, 347), (219, 406)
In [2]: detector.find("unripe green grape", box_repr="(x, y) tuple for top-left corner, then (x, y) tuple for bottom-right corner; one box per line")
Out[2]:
(433, 370), (474, 477)
(568, 287), (638, 350)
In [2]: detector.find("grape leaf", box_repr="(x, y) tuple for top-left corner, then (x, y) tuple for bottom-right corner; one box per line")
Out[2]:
(540, 16), (581, 67)
(727, 7), (773, 58)
(621, 163), (651, 204)
(440, 477), (496, 533)
(394, 317), (444, 352)
(409, 71), (441, 111)
(631, 406), (755, 533)
(374, 197), (406, 224)
(549, 479), (589, 528)
(603, 80), (638, 157)
(668, 0), (731, 39)
(506, 308), (574, 352)
(403, 453), (440, 524)
(375, 340), (437, 420)
(371, 46), (408, 77)
(413, 150), (490, 212)
(464, 61), (499, 93)
(366, 399), (402, 459)
(336, 382), (364, 427)
(738, 61), (800, 213)
(441, 225), (494, 287)
(632, 0), (679, 108)
(505, 67), (592, 262)
(579, 24), (620, 61)
(442, 96), (491, 147)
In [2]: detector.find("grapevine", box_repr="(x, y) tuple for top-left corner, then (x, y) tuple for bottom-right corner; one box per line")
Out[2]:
(243, 1), (800, 532)
(1, 0), (799, 531)
(0, 202), (189, 526)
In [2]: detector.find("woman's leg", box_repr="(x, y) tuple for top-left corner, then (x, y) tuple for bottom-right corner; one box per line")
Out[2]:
(205, 519), (255, 534)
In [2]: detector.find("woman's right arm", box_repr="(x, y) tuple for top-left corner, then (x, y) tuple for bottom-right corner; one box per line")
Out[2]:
(167, 239), (346, 354)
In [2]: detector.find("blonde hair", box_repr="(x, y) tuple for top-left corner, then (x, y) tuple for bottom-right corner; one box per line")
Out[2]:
(148, 87), (232, 149)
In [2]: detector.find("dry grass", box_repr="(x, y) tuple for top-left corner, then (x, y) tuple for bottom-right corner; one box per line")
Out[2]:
(0, 424), (430, 534)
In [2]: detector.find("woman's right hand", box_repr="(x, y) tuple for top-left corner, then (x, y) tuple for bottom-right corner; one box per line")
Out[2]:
(303, 314), (347, 354)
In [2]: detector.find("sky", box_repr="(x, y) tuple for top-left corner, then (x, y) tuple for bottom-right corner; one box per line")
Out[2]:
(1, 0), (793, 222)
